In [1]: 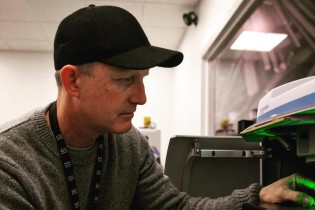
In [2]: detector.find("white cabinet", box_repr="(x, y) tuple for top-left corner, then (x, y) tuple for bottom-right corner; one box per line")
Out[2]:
(139, 128), (161, 153)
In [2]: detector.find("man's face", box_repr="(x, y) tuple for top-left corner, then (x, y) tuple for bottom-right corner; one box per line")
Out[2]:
(76, 62), (149, 134)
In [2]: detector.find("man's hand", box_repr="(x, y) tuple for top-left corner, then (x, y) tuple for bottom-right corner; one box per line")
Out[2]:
(259, 173), (315, 207)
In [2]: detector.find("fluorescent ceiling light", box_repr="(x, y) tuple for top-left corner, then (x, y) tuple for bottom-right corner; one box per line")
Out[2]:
(230, 31), (288, 52)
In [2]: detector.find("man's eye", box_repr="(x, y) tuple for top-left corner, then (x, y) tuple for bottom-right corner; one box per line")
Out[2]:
(119, 77), (134, 84)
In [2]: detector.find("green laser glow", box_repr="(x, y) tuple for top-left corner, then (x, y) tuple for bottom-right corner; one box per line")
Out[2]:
(240, 108), (315, 142)
(287, 178), (315, 207)
(288, 177), (315, 190)
(297, 193), (306, 205)
(295, 193), (315, 207)
(295, 178), (315, 190)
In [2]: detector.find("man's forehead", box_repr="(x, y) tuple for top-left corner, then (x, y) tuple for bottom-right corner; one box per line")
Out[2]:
(114, 68), (150, 76)
(100, 63), (149, 75)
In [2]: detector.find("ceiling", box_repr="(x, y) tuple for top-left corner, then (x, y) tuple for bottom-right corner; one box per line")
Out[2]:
(0, 0), (199, 53)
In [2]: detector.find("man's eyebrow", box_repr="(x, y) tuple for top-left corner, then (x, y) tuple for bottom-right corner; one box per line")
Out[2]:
(116, 68), (150, 76)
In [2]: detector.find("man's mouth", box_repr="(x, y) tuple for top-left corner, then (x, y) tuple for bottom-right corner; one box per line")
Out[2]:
(119, 112), (134, 118)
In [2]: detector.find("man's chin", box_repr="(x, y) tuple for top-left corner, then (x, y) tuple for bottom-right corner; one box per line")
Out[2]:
(109, 123), (133, 134)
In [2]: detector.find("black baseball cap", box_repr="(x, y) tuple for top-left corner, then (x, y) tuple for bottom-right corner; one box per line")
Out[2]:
(54, 5), (184, 70)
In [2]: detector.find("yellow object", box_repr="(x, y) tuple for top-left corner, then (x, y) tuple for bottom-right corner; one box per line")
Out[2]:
(144, 117), (151, 128)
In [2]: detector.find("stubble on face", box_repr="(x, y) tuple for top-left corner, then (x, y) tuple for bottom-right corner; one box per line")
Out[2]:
(77, 62), (148, 134)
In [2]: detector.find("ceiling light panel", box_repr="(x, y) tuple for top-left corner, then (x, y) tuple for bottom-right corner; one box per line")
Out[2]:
(230, 31), (288, 52)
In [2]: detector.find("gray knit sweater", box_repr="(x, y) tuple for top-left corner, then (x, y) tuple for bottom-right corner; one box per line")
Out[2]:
(0, 104), (262, 210)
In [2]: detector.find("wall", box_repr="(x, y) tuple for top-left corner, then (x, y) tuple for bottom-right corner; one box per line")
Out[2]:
(0, 52), (56, 123)
(173, 0), (243, 136)
(132, 66), (176, 166)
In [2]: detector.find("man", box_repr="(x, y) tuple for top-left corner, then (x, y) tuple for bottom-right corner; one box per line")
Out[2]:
(0, 5), (314, 210)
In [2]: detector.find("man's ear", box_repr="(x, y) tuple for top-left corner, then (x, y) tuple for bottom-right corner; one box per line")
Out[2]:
(60, 65), (80, 98)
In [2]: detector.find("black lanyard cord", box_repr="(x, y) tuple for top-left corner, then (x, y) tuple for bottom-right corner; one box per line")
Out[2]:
(49, 102), (104, 210)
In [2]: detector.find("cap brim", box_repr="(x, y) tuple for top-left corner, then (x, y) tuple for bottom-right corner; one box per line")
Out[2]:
(98, 46), (184, 70)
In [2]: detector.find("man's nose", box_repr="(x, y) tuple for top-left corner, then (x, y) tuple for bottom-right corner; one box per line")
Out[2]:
(130, 82), (147, 105)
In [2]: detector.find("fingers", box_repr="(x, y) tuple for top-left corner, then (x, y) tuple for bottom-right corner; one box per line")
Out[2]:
(286, 174), (315, 207)
(260, 174), (315, 207)
(293, 176), (315, 191)
(295, 192), (315, 207)
(282, 187), (315, 207)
